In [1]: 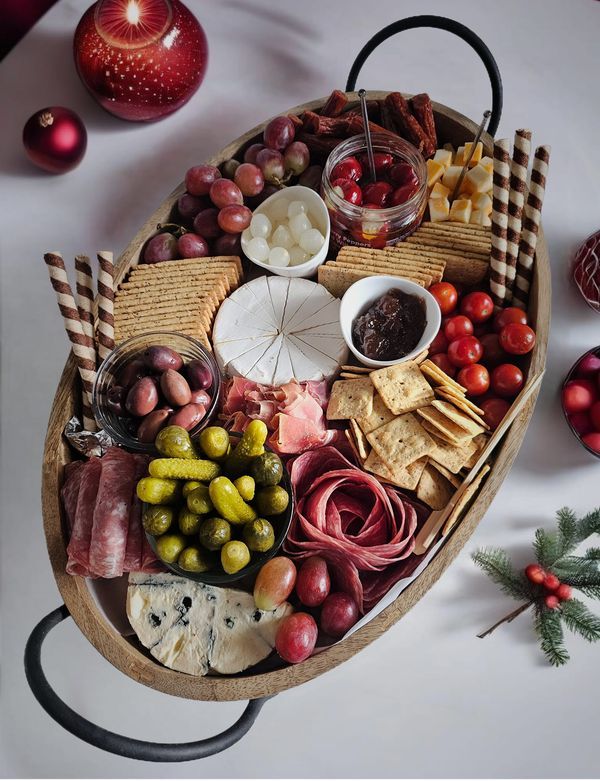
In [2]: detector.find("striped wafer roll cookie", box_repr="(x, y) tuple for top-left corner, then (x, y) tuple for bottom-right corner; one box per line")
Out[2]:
(75, 254), (95, 349)
(490, 138), (511, 307)
(44, 252), (97, 431)
(513, 145), (551, 309)
(505, 129), (532, 301)
(97, 250), (115, 361)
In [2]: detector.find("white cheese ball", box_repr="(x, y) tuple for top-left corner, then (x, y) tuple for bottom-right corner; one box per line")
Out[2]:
(246, 236), (270, 263)
(269, 246), (290, 267)
(250, 213), (272, 239)
(289, 245), (310, 266)
(268, 198), (290, 223)
(289, 213), (312, 242)
(299, 228), (325, 255)
(287, 200), (307, 219)
(271, 224), (294, 250)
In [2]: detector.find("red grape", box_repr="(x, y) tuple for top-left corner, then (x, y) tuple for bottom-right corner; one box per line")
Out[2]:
(246, 184), (279, 209)
(213, 232), (242, 255)
(582, 433), (600, 453)
(320, 593), (359, 637)
(177, 193), (209, 222)
(283, 141), (310, 175)
(177, 232), (209, 258)
(253, 557), (297, 610)
(263, 116), (295, 151)
(298, 164), (323, 191)
(234, 163), (264, 197)
(184, 164), (221, 196)
(562, 380), (596, 413)
(218, 204), (252, 234)
(295, 556), (330, 607)
(576, 352), (600, 378)
(590, 401), (600, 430)
(275, 613), (318, 664)
(243, 143), (265, 164)
(143, 232), (178, 263)
(221, 158), (240, 179)
(209, 179), (243, 209)
(193, 208), (221, 238)
(569, 411), (593, 436)
(256, 148), (285, 184)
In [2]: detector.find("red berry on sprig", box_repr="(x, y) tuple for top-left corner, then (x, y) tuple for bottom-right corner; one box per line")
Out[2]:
(555, 584), (573, 602)
(545, 595), (560, 610)
(543, 573), (561, 591)
(524, 564), (545, 584)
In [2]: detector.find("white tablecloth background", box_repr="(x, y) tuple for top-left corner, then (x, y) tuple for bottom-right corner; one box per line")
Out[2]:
(1, 0), (599, 776)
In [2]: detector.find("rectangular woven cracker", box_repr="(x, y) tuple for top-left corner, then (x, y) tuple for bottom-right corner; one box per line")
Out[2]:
(318, 265), (427, 298)
(130, 254), (242, 276)
(370, 361), (434, 415)
(367, 413), (435, 470)
(326, 379), (374, 420)
(332, 260), (438, 285)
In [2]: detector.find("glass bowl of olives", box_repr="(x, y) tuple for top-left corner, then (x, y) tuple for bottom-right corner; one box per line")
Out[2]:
(92, 331), (221, 453)
(140, 425), (295, 585)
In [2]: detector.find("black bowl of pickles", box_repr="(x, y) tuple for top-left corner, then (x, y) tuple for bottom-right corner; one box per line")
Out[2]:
(137, 421), (294, 584)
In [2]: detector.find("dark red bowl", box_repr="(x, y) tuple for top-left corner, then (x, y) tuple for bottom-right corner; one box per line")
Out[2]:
(561, 345), (600, 459)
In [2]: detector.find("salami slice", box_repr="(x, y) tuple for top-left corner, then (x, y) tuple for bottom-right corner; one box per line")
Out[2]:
(89, 448), (136, 578)
(123, 455), (150, 572)
(66, 457), (102, 577)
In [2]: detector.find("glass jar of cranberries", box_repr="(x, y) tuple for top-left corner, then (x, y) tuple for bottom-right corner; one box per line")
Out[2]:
(321, 133), (427, 251)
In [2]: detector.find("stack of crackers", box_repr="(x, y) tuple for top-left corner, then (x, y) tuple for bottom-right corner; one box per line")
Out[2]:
(326, 358), (489, 511)
(404, 222), (491, 285)
(114, 256), (243, 349)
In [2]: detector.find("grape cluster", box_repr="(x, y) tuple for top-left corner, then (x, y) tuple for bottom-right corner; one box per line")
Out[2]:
(143, 116), (314, 264)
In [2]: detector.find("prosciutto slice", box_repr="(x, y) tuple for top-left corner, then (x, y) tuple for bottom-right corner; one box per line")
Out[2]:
(89, 448), (136, 578)
(285, 447), (421, 613)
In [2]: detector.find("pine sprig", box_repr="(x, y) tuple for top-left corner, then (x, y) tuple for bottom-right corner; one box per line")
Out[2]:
(472, 507), (600, 666)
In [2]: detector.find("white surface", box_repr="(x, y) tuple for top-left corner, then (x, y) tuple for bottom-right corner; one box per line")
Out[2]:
(1, 0), (600, 777)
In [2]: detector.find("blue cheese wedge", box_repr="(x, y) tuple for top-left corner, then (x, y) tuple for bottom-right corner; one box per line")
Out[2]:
(213, 276), (348, 385)
(126, 573), (292, 676)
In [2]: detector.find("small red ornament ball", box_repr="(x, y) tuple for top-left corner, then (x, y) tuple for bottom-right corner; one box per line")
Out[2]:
(525, 564), (545, 584)
(23, 107), (87, 174)
(555, 583), (573, 601)
(545, 595), (560, 610)
(543, 573), (561, 592)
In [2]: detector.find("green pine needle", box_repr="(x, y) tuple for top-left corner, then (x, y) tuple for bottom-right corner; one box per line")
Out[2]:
(535, 607), (570, 667)
(584, 547), (600, 561)
(560, 599), (600, 642)
(471, 548), (533, 601)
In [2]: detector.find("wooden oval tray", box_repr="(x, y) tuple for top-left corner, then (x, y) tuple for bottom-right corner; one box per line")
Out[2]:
(41, 92), (551, 702)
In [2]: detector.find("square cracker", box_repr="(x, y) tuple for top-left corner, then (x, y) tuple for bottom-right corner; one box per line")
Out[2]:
(416, 406), (473, 444)
(463, 433), (489, 469)
(341, 365), (372, 374)
(370, 362), (434, 415)
(420, 359), (466, 394)
(364, 450), (428, 491)
(428, 460), (461, 487)
(417, 463), (456, 510)
(326, 379), (374, 420)
(430, 400), (485, 437)
(367, 413), (435, 470)
(355, 393), (396, 435)
(428, 433), (477, 473)
(349, 419), (370, 460)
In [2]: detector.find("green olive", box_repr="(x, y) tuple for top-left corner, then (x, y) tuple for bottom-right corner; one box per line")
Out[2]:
(142, 505), (174, 536)
(221, 540), (250, 575)
(242, 518), (275, 552)
(198, 517), (232, 551)
(178, 507), (202, 536)
(178, 546), (212, 573)
(155, 533), (186, 564)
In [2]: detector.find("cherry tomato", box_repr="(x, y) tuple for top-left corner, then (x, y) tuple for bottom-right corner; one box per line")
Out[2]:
(445, 315), (473, 341)
(582, 432), (600, 454)
(428, 330), (448, 355)
(479, 333), (506, 366)
(569, 411), (593, 436)
(562, 380), (597, 414)
(429, 282), (458, 315)
(429, 353), (456, 377)
(499, 323), (536, 355)
(457, 364), (490, 396)
(480, 397), (511, 430)
(460, 291), (494, 323)
(493, 306), (528, 333)
(491, 363), (524, 398)
(447, 336), (483, 368)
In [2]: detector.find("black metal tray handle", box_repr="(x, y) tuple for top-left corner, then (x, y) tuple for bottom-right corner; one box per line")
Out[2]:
(26, 16), (503, 762)
(346, 15), (503, 136)
(24, 606), (270, 762)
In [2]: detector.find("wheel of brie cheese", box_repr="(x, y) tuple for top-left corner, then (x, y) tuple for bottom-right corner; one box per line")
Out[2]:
(212, 275), (349, 385)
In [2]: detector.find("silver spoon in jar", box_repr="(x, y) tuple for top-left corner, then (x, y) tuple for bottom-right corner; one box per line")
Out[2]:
(358, 88), (376, 183)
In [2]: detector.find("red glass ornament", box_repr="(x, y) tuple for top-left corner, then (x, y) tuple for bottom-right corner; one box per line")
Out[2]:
(73, 0), (208, 122)
(22, 106), (87, 174)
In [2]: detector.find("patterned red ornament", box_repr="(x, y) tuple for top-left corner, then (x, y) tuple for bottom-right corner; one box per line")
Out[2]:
(573, 229), (600, 314)
(74, 0), (208, 122)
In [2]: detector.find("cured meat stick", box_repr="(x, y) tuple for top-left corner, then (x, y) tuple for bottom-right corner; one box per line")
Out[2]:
(489, 139), (511, 308)
(320, 89), (348, 117)
(384, 92), (435, 157)
(513, 145), (551, 310)
(44, 252), (97, 431)
(97, 250), (115, 361)
(410, 93), (437, 151)
(75, 254), (96, 354)
(505, 129), (532, 301)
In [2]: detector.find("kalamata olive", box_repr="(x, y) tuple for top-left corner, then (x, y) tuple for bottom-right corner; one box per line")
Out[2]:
(137, 409), (170, 442)
(106, 385), (126, 415)
(160, 369), (192, 406)
(190, 388), (211, 406)
(117, 359), (146, 389)
(186, 359), (212, 390)
(125, 376), (159, 417)
(168, 403), (206, 431)
(142, 345), (184, 373)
